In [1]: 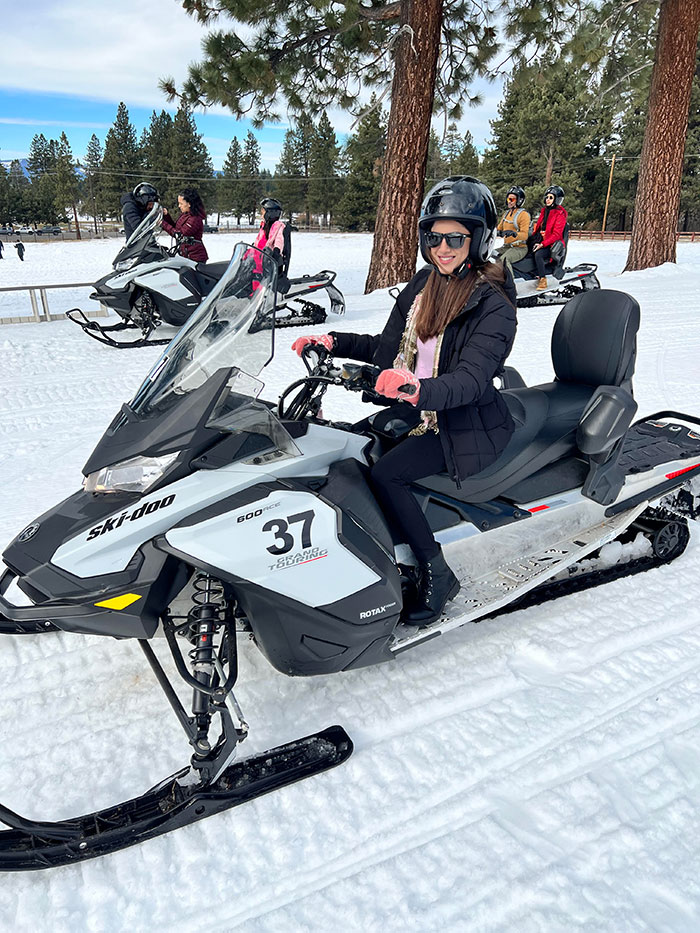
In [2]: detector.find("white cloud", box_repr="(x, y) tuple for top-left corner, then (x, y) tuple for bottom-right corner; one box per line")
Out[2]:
(1, 0), (213, 108)
(0, 117), (111, 129)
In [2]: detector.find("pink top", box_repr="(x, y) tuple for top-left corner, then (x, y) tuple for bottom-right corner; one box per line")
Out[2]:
(415, 336), (438, 379)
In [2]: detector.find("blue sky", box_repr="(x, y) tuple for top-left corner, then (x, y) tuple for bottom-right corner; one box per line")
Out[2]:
(0, 0), (501, 172)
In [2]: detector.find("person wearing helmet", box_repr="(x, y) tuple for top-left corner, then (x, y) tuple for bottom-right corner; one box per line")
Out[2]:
(120, 182), (159, 240)
(495, 186), (530, 270)
(253, 197), (291, 290)
(530, 185), (567, 289)
(161, 187), (208, 262)
(290, 176), (517, 626)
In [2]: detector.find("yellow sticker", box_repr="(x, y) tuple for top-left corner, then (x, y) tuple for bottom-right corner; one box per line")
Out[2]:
(94, 593), (142, 611)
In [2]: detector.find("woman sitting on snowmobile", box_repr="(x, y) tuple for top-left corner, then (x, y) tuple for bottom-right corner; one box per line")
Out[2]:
(529, 185), (567, 291)
(253, 197), (291, 292)
(292, 176), (518, 626)
(162, 187), (208, 263)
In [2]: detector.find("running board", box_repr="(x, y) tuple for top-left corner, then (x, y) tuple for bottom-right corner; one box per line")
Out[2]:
(392, 503), (647, 652)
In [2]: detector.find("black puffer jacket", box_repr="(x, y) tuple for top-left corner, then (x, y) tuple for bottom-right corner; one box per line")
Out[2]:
(330, 266), (518, 482)
(120, 193), (148, 240)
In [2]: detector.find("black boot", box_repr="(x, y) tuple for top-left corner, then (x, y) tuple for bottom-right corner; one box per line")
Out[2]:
(402, 547), (460, 626)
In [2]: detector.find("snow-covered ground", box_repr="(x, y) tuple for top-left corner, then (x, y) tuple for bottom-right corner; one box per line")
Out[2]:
(1, 235), (700, 931)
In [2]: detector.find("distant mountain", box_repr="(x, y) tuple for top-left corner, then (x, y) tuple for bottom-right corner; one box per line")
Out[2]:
(0, 158), (30, 178)
(1, 158), (84, 179)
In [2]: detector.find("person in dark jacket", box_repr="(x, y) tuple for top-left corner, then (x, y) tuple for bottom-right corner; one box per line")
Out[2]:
(530, 185), (568, 290)
(292, 177), (517, 626)
(120, 182), (159, 240)
(14, 241), (25, 261)
(161, 187), (208, 263)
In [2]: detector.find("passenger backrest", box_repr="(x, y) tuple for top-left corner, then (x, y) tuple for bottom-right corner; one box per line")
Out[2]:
(551, 289), (640, 388)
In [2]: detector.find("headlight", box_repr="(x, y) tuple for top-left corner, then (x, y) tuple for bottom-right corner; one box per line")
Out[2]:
(114, 256), (139, 272)
(83, 452), (179, 494)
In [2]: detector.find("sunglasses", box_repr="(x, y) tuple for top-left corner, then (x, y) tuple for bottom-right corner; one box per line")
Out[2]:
(424, 231), (470, 249)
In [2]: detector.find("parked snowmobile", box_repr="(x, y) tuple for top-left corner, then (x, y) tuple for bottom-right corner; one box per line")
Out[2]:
(1, 243), (699, 870)
(67, 206), (345, 348)
(511, 224), (600, 307)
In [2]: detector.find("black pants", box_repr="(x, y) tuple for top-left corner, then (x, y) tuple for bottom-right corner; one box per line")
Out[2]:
(370, 431), (447, 563)
(534, 246), (552, 278)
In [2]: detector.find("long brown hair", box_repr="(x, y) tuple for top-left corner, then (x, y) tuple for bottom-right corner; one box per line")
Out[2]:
(413, 260), (509, 341)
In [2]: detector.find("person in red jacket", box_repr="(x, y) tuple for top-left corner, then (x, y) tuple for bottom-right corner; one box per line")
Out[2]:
(531, 185), (567, 290)
(162, 187), (208, 263)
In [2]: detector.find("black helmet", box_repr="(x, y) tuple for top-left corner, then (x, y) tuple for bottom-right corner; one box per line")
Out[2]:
(506, 185), (525, 208)
(261, 197), (282, 221)
(419, 175), (498, 272)
(132, 182), (159, 207)
(544, 185), (564, 207)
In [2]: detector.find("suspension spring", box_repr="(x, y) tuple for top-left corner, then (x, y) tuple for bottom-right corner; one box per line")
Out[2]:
(188, 573), (226, 743)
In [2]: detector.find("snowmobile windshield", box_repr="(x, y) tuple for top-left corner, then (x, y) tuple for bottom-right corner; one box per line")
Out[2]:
(128, 242), (278, 421)
(112, 205), (165, 271)
(126, 203), (164, 250)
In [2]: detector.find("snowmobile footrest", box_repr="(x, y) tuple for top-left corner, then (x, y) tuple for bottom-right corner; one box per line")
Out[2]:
(0, 616), (59, 635)
(0, 725), (353, 871)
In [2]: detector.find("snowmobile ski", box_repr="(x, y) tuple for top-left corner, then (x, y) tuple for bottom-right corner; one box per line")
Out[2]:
(0, 725), (352, 872)
(516, 263), (601, 307)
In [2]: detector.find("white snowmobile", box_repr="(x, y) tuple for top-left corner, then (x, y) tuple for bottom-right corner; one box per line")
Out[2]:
(67, 206), (345, 348)
(1, 243), (699, 870)
(511, 223), (601, 308)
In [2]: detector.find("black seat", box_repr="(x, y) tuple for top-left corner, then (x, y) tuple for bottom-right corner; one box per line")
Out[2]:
(416, 289), (640, 504)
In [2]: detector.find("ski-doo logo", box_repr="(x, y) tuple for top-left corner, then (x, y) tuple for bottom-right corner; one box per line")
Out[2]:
(17, 522), (40, 543)
(359, 602), (397, 620)
(86, 494), (176, 540)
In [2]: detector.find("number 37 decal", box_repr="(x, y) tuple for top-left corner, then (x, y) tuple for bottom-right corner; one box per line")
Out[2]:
(262, 510), (315, 555)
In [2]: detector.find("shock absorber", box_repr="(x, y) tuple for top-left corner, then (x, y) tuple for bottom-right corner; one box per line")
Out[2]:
(188, 573), (225, 755)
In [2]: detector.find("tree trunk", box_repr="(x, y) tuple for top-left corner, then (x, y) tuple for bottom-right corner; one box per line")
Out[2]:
(365, 0), (443, 292)
(624, 0), (700, 271)
(72, 203), (81, 240)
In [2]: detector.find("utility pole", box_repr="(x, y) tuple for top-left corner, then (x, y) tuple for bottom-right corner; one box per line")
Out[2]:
(601, 153), (616, 237)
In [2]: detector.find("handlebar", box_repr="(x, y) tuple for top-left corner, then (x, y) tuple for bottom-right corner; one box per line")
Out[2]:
(279, 347), (384, 420)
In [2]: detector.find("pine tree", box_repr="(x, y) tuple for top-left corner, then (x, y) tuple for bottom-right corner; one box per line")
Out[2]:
(168, 104), (214, 211)
(480, 57), (607, 225)
(101, 102), (142, 218)
(167, 0), (574, 290)
(25, 134), (58, 223)
(82, 134), (103, 232)
(308, 111), (340, 225)
(54, 133), (81, 237)
(336, 98), (386, 232)
(220, 136), (243, 222)
(7, 160), (30, 223)
(274, 128), (305, 220)
(0, 163), (11, 225)
(425, 129), (445, 190)
(240, 131), (262, 225)
(141, 110), (174, 205)
(452, 130), (480, 177)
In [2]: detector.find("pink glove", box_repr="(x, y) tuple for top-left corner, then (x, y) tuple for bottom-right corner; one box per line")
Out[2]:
(291, 334), (335, 357)
(375, 368), (420, 405)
